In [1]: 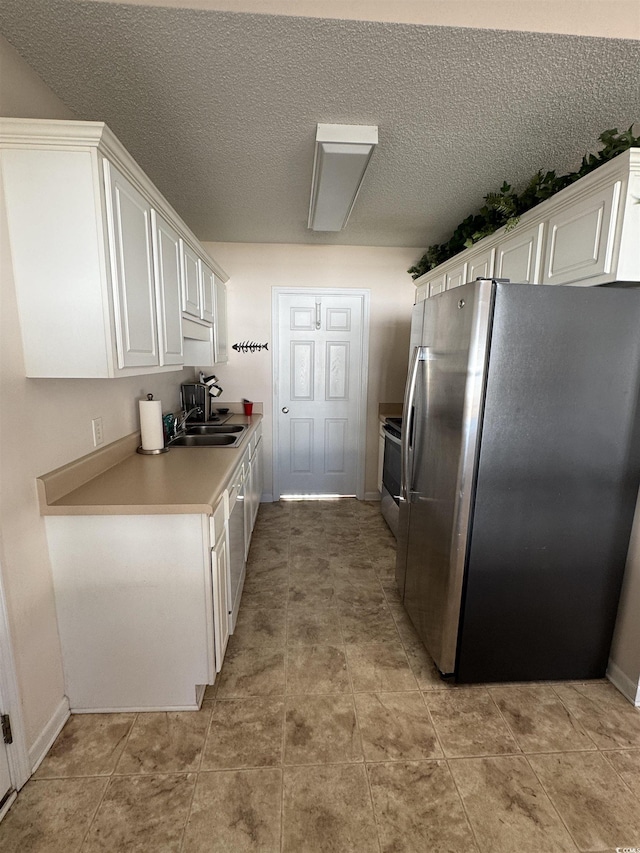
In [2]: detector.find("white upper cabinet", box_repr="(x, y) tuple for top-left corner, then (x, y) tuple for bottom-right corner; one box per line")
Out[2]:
(214, 276), (228, 363)
(0, 118), (228, 378)
(200, 261), (215, 323)
(542, 180), (620, 286)
(429, 275), (446, 298)
(445, 261), (467, 290)
(467, 246), (495, 283)
(151, 211), (184, 366)
(495, 223), (543, 284)
(414, 148), (640, 299)
(105, 162), (159, 369)
(181, 241), (202, 319)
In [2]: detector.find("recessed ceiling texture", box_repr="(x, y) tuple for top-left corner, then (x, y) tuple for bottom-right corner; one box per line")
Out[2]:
(1, 0), (639, 252)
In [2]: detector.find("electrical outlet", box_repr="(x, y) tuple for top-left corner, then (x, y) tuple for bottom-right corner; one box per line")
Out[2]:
(92, 417), (104, 447)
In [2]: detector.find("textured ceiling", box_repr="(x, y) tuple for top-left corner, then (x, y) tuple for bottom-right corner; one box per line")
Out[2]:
(1, 1), (639, 252)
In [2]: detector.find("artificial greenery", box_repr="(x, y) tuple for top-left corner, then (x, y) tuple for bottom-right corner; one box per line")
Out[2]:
(408, 126), (640, 280)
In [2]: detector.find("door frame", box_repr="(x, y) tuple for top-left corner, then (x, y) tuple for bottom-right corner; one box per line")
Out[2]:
(0, 546), (31, 817)
(272, 287), (370, 501)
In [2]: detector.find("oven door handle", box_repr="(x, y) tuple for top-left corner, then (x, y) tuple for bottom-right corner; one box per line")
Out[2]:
(382, 426), (402, 447)
(400, 346), (427, 502)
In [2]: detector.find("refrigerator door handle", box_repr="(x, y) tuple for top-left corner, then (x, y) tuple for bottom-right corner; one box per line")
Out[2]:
(400, 346), (428, 501)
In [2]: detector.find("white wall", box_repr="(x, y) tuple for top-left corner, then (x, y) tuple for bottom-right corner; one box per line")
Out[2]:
(0, 34), (196, 753)
(201, 242), (418, 499)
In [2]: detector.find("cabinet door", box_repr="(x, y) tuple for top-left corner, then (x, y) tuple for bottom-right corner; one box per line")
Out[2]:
(467, 247), (495, 283)
(181, 242), (202, 317)
(152, 212), (184, 366)
(542, 180), (622, 285)
(244, 458), (254, 559)
(252, 440), (263, 526)
(495, 223), (543, 284)
(200, 261), (215, 323)
(415, 283), (428, 304)
(445, 262), (467, 290)
(105, 163), (159, 368)
(214, 277), (228, 363)
(428, 275), (446, 297)
(212, 537), (230, 672)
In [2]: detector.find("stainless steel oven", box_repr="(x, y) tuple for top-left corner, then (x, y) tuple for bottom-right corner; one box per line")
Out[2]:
(381, 418), (402, 537)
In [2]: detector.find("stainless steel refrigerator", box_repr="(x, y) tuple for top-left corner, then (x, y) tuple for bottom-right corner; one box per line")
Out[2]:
(396, 279), (640, 683)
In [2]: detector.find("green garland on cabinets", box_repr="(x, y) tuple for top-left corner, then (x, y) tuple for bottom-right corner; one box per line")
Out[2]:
(408, 126), (640, 280)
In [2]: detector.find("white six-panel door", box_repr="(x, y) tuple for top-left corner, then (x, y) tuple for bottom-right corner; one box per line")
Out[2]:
(274, 290), (369, 498)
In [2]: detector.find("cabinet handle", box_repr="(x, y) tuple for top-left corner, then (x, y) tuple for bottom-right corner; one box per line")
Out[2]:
(282, 407), (289, 414)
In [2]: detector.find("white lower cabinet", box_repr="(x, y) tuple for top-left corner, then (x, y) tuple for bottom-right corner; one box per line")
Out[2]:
(245, 427), (264, 545)
(40, 422), (262, 711)
(211, 498), (230, 673)
(228, 462), (247, 632)
(45, 514), (217, 711)
(251, 437), (264, 526)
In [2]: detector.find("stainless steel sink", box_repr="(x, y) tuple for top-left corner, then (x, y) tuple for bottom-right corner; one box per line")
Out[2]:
(184, 424), (246, 435)
(168, 434), (240, 447)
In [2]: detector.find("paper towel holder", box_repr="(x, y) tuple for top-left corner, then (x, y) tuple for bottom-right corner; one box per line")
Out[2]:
(137, 393), (169, 455)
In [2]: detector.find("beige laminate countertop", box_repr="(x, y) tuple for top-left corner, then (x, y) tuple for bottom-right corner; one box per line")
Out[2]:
(38, 414), (262, 516)
(378, 404), (403, 425)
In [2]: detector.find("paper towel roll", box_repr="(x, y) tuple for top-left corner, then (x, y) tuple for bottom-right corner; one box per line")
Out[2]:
(139, 398), (164, 451)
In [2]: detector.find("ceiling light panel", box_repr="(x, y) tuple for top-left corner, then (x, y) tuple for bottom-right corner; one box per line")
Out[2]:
(308, 123), (378, 232)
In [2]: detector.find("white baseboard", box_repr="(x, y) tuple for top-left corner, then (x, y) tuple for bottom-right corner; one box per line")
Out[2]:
(607, 658), (640, 707)
(364, 491), (382, 502)
(0, 792), (17, 824)
(28, 696), (70, 774)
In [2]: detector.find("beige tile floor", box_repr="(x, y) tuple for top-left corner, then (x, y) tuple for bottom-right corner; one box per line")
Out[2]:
(2, 499), (640, 852)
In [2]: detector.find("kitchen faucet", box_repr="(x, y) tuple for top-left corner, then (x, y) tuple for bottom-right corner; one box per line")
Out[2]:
(175, 406), (202, 433)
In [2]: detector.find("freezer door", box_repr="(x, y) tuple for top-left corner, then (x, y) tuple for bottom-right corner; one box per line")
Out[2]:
(400, 280), (493, 674)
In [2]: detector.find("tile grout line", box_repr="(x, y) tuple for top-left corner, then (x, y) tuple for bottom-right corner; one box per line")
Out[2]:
(177, 703), (215, 853)
(547, 683), (601, 751)
(417, 687), (487, 853)
(600, 748), (640, 804)
(280, 518), (293, 852)
(521, 751), (583, 852)
(245, 507), (290, 852)
(77, 711), (140, 851)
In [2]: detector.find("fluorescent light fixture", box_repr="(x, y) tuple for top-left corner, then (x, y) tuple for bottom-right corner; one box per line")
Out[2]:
(308, 123), (378, 231)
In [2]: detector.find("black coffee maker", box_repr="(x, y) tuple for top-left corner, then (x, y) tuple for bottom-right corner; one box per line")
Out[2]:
(180, 383), (210, 423)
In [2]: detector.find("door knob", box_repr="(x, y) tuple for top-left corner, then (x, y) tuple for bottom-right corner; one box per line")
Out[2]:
(282, 407), (289, 414)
